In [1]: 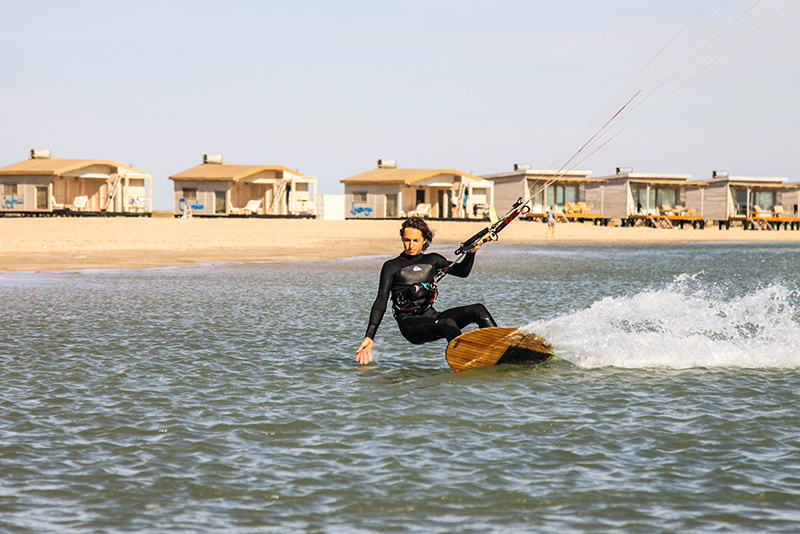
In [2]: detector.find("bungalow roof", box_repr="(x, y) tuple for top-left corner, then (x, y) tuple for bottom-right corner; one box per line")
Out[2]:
(628, 179), (706, 187)
(481, 169), (593, 180)
(695, 175), (799, 189)
(600, 172), (692, 182)
(169, 163), (307, 182)
(0, 158), (148, 176)
(341, 167), (487, 185)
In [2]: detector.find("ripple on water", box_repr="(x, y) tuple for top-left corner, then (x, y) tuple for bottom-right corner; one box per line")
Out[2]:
(2, 246), (800, 532)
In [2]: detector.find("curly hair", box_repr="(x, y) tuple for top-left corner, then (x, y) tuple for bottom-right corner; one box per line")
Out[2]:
(400, 216), (435, 251)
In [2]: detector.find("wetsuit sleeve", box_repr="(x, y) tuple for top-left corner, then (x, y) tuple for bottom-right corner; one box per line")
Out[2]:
(441, 251), (475, 278)
(365, 261), (394, 340)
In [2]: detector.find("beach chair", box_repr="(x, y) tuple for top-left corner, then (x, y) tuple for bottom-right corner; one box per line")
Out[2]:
(128, 196), (146, 212)
(409, 203), (431, 217)
(565, 202), (579, 214)
(230, 199), (262, 215)
(673, 205), (696, 216)
(242, 199), (262, 215)
(51, 195), (64, 210)
(578, 202), (592, 214)
(751, 205), (771, 218)
(69, 195), (88, 211)
(773, 206), (791, 218)
(660, 205), (677, 216)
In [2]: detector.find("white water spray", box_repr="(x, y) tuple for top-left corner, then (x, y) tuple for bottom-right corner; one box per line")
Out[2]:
(525, 277), (800, 369)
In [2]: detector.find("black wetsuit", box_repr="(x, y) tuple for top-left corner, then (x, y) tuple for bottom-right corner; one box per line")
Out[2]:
(364, 251), (496, 345)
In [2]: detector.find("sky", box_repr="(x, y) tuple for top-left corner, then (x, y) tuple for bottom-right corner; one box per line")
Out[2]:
(2, 0), (798, 210)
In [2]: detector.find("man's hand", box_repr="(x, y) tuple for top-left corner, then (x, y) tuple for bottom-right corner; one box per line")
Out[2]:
(356, 337), (374, 365)
(468, 241), (483, 253)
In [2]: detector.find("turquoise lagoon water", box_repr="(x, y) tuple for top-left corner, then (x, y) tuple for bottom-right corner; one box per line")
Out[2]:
(2, 242), (800, 533)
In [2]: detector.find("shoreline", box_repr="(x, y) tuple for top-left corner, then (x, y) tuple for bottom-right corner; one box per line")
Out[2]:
(2, 217), (799, 272)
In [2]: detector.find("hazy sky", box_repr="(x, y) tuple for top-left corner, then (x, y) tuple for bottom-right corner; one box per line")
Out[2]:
(2, 1), (798, 209)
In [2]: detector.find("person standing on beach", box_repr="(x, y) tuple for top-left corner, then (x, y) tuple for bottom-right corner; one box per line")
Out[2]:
(545, 205), (556, 238)
(356, 216), (496, 365)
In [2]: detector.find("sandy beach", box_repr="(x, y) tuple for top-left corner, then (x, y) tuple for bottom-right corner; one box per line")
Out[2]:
(2, 215), (799, 271)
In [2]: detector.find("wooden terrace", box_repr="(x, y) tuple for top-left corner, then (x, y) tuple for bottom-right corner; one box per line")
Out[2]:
(723, 208), (800, 230)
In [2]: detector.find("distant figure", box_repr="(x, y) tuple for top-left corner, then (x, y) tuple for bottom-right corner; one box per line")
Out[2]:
(545, 205), (556, 238)
(637, 201), (643, 214)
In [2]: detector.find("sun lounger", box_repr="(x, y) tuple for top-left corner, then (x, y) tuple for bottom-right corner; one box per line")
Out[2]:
(69, 195), (88, 211)
(409, 203), (431, 217)
(230, 199), (262, 215)
(751, 205), (771, 218)
(673, 205), (696, 216)
(661, 205), (677, 216)
(773, 206), (791, 218)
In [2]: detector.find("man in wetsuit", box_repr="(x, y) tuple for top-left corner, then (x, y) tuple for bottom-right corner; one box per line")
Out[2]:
(356, 216), (496, 364)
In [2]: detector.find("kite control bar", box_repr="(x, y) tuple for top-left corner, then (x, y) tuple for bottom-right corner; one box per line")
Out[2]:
(454, 197), (530, 255)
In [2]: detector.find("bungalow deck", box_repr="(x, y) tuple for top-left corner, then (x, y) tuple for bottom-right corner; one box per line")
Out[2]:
(524, 212), (608, 225)
(721, 216), (800, 231)
(621, 214), (706, 229)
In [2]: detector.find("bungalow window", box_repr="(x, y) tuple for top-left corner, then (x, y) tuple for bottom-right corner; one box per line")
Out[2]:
(353, 192), (367, 203)
(3, 184), (18, 196)
(294, 182), (310, 201)
(36, 186), (48, 210)
(735, 190), (748, 216)
(386, 194), (398, 217)
(215, 191), (226, 214)
(635, 187), (676, 214)
(546, 185), (577, 211)
(182, 189), (197, 201)
(751, 191), (774, 211)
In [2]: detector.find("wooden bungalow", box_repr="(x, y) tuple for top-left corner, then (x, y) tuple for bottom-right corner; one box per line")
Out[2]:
(587, 167), (707, 228)
(699, 171), (800, 230)
(480, 164), (603, 223)
(340, 160), (494, 219)
(168, 154), (317, 218)
(0, 149), (152, 216)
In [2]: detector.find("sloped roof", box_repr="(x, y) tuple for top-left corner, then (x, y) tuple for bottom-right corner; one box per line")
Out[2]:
(341, 167), (487, 185)
(169, 163), (306, 182)
(0, 158), (149, 176)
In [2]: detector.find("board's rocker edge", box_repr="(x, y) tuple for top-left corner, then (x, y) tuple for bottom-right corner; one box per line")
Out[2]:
(445, 327), (555, 372)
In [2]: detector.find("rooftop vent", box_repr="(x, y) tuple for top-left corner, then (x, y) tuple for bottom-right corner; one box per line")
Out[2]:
(514, 163), (531, 172)
(712, 170), (729, 179)
(616, 167), (632, 175)
(203, 154), (223, 164)
(30, 149), (51, 159)
(377, 159), (397, 169)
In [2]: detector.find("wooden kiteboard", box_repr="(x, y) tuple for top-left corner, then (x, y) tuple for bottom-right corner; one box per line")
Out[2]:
(446, 327), (555, 372)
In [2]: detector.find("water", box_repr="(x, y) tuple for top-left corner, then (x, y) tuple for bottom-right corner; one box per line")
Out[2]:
(2, 242), (800, 533)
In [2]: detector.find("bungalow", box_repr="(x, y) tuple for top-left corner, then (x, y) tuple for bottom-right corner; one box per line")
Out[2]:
(168, 154), (317, 218)
(587, 167), (706, 228)
(0, 149), (152, 216)
(340, 160), (494, 219)
(480, 164), (602, 222)
(700, 171), (800, 230)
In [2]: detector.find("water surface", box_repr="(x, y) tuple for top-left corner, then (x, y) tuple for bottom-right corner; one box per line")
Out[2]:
(2, 242), (799, 533)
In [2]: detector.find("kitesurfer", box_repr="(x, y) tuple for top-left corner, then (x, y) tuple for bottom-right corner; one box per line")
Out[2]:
(356, 216), (496, 364)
